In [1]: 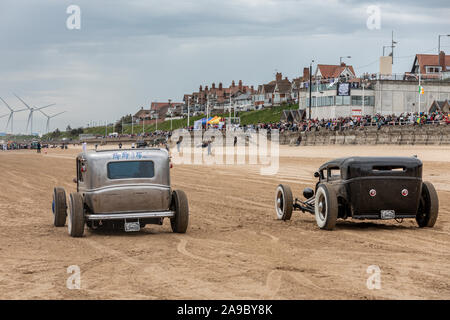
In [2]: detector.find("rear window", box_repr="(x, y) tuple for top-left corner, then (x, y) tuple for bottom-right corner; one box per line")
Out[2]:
(107, 161), (155, 179)
(372, 166), (406, 172)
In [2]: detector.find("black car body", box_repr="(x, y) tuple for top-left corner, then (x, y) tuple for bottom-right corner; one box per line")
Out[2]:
(317, 157), (422, 219)
(275, 157), (439, 230)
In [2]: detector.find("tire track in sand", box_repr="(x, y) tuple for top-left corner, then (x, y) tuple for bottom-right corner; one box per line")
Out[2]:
(176, 239), (216, 263)
(84, 238), (239, 299)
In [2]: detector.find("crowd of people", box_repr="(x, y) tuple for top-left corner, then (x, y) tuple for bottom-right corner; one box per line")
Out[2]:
(101, 130), (172, 140)
(4, 112), (446, 150)
(241, 111), (450, 133)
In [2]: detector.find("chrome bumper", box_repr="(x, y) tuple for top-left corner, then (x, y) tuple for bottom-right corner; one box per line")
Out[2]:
(85, 211), (175, 221)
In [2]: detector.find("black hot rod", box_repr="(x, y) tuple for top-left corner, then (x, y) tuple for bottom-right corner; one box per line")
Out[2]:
(275, 157), (439, 230)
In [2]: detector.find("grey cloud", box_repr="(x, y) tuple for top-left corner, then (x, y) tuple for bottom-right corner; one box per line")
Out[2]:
(0, 0), (449, 132)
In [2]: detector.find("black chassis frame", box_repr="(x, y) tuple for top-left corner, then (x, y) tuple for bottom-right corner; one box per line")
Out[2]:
(292, 156), (423, 220)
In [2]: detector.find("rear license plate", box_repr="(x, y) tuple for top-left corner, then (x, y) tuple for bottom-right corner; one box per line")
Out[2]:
(124, 221), (140, 232)
(381, 210), (396, 220)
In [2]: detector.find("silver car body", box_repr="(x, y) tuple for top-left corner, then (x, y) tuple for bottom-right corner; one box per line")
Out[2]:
(76, 149), (173, 220)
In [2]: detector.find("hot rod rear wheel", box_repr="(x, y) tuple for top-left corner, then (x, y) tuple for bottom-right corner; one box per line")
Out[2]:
(171, 190), (189, 233)
(53, 187), (67, 227)
(68, 193), (85, 238)
(314, 184), (338, 230)
(416, 181), (439, 228)
(275, 184), (293, 221)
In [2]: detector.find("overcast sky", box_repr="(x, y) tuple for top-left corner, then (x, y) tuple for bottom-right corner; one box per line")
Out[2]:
(0, 0), (449, 133)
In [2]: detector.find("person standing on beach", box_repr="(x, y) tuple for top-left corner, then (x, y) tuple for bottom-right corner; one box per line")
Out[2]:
(176, 136), (183, 153)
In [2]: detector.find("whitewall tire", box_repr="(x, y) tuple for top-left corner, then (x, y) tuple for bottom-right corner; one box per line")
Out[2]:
(314, 184), (338, 230)
(275, 184), (293, 221)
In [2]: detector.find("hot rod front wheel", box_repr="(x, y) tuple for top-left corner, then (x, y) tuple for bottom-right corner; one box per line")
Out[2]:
(171, 190), (189, 233)
(275, 184), (293, 221)
(314, 184), (338, 230)
(416, 181), (439, 228)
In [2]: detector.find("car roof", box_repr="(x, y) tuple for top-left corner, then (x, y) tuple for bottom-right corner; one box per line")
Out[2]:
(319, 156), (422, 171)
(79, 148), (169, 161)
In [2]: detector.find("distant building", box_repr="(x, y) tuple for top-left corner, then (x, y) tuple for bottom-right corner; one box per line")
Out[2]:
(273, 74), (293, 105)
(233, 91), (253, 107)
(291, 68), (310, 103)
(253, 72), (292, 107)
(187, 80), (255, 112)
(165, 102), (184, 117)
(407, 51), (450, 79)
(372, 52), (450, 115)
(315, 63), (356, 81)
(299, 55), (450, 118)
(372, 79), (450, 115)
(134, 107), (153, 124)
(254, 83), (276, 107)
(298, 63), (375, 118)
(134, 100), (183, 125)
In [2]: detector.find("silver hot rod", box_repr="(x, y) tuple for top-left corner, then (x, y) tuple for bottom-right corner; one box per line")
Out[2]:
(52, 148), (189, 237)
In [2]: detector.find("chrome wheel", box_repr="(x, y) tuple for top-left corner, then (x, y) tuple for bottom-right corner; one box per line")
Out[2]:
(314, 184), (338, 230)
(318, 194), (327, 221)
(276, 189), (284, 217)
(275, 184), (293, 221)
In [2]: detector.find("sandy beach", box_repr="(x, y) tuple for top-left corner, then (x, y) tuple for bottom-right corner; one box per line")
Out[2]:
(0, 144), (449, 299)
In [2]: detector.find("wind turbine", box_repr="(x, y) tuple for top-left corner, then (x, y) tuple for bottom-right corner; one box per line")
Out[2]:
(0, 97), (28, 134)
(14, 94), (55, 135)
(39, 109), (66, 133)
(0, 113), (9, 123)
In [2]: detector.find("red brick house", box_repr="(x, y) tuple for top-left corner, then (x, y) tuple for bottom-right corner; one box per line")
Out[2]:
(188, 80), (255, 112)
(315, 63), (356, 81)
(134, 101), (183, 125)
(409, 51), (450, 79)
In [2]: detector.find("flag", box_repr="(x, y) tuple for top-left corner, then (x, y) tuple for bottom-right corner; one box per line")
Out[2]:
(418, 85), (424, 95)
(327, 78), (338, 88)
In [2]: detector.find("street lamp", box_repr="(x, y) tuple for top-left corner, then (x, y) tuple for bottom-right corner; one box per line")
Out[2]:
(187, 97), (190, 128)
(361, 79), (368, 116)
(309, 60), (314, 120)
(340, 56), (351, 64)
(438, 34), (450, 54)
(168, 99), (172, 131)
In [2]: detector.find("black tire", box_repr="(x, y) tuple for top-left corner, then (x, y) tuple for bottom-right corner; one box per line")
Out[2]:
(170, 190), (189, 233)
(275, 184), (293, 221)
(53, 187), (67, 227)
(416, 181), (439, 228)
(68, 193), (85, 237)
(314, 184), (338, 230)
